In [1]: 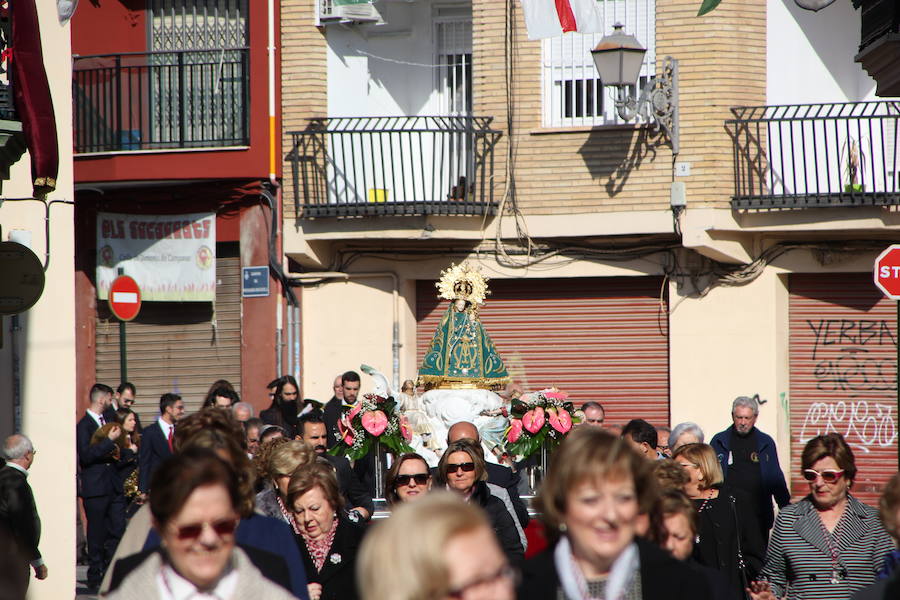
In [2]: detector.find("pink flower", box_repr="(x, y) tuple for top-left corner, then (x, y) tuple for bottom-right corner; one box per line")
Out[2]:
(506, 419), (524, 443)
(337, 416), (355, 445)
(543, 391), (569, 402)
(361, 410), (388, 436)
(522, 406), (545, 434)
(548, 407), (572, 434)
(347, 402), (362, 422)
(399, 416), (413, 442)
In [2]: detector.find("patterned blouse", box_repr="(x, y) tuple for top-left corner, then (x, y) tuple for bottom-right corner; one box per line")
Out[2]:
(556, 572), (643, 600)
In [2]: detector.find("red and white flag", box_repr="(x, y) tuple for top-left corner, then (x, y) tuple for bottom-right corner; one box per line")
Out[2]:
(520, 0), (604, 40)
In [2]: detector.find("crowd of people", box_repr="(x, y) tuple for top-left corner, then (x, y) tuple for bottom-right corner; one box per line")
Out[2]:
(0, 376), (891, 599)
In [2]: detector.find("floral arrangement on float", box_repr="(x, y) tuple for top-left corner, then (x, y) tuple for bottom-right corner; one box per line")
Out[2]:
(503, 387), (580, 459)
(329, 393), (415, 460)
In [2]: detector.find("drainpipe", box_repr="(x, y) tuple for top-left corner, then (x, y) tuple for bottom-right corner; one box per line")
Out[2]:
(267, 0), (278, 188)
(290, 272), (401, 391)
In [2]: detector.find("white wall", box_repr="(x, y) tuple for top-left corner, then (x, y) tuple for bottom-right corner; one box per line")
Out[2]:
(0, 2), (76, 597)
(327, 0), (445, 117)
(767, 0), (876, 104)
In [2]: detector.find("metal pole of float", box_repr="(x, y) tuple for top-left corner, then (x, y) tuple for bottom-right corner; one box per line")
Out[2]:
(118, 267), (127, 383)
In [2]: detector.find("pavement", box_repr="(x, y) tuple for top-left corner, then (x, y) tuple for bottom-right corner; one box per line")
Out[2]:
(75, 565), (99, 600)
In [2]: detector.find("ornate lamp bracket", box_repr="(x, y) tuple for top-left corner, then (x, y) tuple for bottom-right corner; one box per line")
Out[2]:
(613, 56), (679, 154)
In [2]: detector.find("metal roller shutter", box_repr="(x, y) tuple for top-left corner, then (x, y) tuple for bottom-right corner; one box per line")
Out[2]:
(96, 246), (242, 424)
(789, 273), (898, 507)
(416, 277), (669, 430)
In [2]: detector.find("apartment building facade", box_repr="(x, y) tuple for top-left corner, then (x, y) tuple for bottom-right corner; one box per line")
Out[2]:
(70, 0), (290, 418)
(280, 0), (898, 502)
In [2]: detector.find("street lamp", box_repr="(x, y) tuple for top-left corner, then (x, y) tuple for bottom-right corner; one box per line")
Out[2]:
(591, 23), (679, 153)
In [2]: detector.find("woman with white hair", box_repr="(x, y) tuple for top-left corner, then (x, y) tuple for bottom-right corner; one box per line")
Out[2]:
(668, 422), (704, 453)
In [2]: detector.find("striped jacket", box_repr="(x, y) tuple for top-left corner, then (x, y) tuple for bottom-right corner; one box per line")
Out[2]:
(760, 495), (895, 600)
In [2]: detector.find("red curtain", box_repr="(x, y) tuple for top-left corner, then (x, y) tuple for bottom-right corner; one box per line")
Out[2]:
(12, 0), (59, 193)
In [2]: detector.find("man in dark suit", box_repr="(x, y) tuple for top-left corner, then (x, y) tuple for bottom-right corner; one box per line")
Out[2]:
(447, 421), (530, 528)
(138, 393), (184, 495)
(0, 434), (47, 595)
(103, 382), (142, 433)
(322, 373), (345, 448)
(77, 383), (121, 591)
(298, 412), (374, 519)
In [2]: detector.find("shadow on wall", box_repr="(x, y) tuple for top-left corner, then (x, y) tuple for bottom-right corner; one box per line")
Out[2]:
(781, 0), (875, 101)
(0, 312), (30, 438)
(577, 126), (665, 198)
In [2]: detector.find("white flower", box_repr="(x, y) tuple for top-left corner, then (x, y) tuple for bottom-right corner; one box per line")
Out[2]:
(330, 553), (342, 564)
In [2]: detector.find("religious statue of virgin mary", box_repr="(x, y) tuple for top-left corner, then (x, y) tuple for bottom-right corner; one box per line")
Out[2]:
(417, 262), (510, 457)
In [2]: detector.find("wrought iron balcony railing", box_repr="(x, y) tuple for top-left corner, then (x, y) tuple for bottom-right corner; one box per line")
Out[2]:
(73, 48), (249, 154)
(288, 116), (502, 218)
(728, 102), (900, 209)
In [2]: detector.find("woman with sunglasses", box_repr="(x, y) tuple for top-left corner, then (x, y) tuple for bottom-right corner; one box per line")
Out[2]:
(750, 433), (894, 600)
(107, 448), (294, 599)
(436, 439), (524, 564)
(386, 452), (433, 505)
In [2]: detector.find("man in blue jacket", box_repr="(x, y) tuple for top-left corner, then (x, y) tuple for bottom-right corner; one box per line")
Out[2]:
(710, 395), (790, 543)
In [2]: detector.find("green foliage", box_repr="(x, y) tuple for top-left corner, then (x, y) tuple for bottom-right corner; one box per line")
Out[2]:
(697, 0), (722, 16)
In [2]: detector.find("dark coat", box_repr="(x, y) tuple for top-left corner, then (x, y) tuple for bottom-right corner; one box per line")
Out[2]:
(107, 545), (293, 595)
(77, 413), (117, 498)
(485, 462), (530, 528)
(137, 420), (172, 494)
(710, 425), (790, 532)
(295, 516), (366, 600)
(518, 537), (712, 600)
(470, 480), (525, 564)
(115, 448), (137, 496)
(0, 464), (41, 563)
(852, 571), (900, 600)
(322, 453), (374, 516)
(322, 396), (343, 448)
(260, 400), (300, 439)
(692, 484), (766, 599)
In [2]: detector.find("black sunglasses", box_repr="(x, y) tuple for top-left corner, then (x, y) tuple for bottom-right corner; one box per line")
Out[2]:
(395, 473), (430, 486)
(447, 462), (476, 474)
(174, 517), (239, 541)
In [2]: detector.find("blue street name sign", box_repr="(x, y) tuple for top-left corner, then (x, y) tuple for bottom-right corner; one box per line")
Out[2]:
(242, 266), (270, 298)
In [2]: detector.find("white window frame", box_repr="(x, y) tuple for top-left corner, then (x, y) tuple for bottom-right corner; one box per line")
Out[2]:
(541, 0), (656, 128)
(434, 6), (473, 116)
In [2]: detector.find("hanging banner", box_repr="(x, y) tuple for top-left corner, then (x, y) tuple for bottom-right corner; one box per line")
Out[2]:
(96, 212), (216, 302)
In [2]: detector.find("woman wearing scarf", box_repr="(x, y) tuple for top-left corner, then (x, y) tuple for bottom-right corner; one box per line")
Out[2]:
(289, 461), (365, 600)
(518, 427), (709, 600)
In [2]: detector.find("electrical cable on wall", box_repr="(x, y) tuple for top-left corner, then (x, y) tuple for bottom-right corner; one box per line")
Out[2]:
(0, 196), (74, 271)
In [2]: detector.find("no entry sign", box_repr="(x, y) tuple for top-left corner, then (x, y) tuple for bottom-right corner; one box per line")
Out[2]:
(109, 275), (142, 321)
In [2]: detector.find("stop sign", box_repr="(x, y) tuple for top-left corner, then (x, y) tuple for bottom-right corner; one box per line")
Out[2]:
(874, 245), (900, 300)
(109, 275), (142, 321)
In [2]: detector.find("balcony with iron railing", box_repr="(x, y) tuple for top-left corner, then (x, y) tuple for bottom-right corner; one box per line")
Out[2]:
(73, 48), (249, 154)
(287, 116), (502, 218)
(727, 101), (900, 210)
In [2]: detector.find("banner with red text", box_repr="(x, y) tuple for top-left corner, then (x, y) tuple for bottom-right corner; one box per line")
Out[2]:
(96, 212), (216, 302)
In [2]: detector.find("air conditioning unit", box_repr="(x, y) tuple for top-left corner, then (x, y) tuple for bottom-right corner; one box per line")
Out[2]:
(318, 0), (383, 23)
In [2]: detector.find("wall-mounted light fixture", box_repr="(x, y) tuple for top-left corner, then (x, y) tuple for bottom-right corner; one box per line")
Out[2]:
(591, 24), (679, 153)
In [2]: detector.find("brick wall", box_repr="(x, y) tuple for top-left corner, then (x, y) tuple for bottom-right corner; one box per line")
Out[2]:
(279, 0), (767, 218)
(281, 0), (327, 220)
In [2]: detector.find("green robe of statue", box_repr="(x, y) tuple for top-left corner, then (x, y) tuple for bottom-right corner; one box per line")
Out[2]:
(418, 303), (509, 390)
